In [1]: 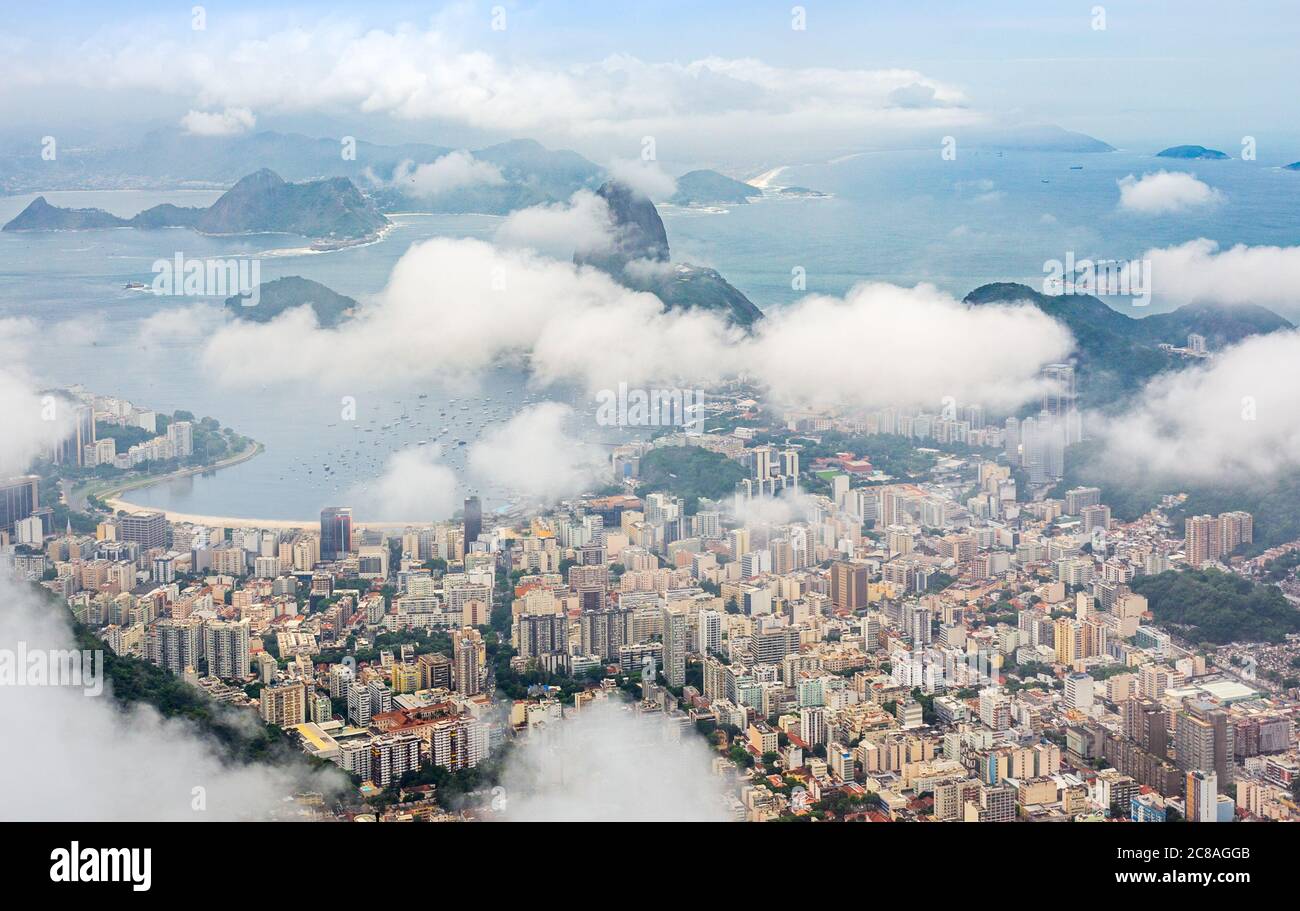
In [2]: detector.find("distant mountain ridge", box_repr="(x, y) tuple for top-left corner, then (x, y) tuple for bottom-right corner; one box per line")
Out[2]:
(0, 130), (604, 216)
(3, 169), (387, 239)
(965, 282), (1292, 408)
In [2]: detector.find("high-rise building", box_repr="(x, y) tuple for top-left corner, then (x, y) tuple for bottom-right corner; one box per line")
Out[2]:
(1185, 770), (1218, 822)
(516, 613), (569, 662)
(319, 506), (353, 561)
(0, 475), (40, 533)
(431, 715), (487, 771)
(830, 561), (868, 613)
(146, 617), (203, 676)
(119, 510), (167, 550)
(452, 627), (485, 696)
(204, 618), (251, 679)
(167, 420), (194, 459)
(1041, 363), (1076, 416)
(799, 705), (827, 746)
(1065, 486), (1102, 515)
(463, 496), (482, 552)
(1184, 515), (1222, 567)
(416, 652), (453, 690)
(347, 681), (373, 726)
(370, 733), (422, 787)
(661, 605), (687, 688)
(260, 681), (307, 726)
(1218, 511), (1253, 554)
(52, 402), (96, 467)
(697, 609), (722, 655)
(1175, 699), (1234, 787)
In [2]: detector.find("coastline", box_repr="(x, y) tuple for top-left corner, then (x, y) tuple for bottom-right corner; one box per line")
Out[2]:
(98, 445), (430, 529)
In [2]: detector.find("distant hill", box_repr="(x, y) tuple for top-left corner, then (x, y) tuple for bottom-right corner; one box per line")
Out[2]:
(2, 196), (135, 230)
(966, 124), (1115, 153)
(964, 282), (1292, 408)
(669, 170), (760, 206)
(373, 138), (603, 214)
(576, 180), (763, 327)
(775, 186), (829, 198)
(224, 276), (357, 327)
(0, 129), (603, 216)
(1156, 145), (1229, 160)
(4, 169), (387, 239)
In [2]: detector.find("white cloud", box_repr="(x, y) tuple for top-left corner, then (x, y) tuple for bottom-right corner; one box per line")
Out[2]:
(606, 158), (677, 200)
(747, 282), (1074, 412)
(135, 303), (228, 347)
(388, 151), (504, 199)
(180, 106), (256, 137)
(729, 489), (824, 527)
(498, 699), (728, 821)
(1092, 330), (1300, 481)
(193, 240), (1072, 417)
(1117, 171), (1224, 215)
(356, 446), (461, 522)
(24, 23), (978, 158)
(0, 574), (345, 820)
(467, 403), (606, 503)
(0, 318), (76, 476)
(1141, 238), (1300, 314)
(495, 190), (616, 259)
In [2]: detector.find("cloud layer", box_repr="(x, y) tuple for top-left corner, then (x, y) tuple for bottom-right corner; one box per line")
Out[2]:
(1118, 171), (1223, 215)
(356, 404), (607, 519)
(497, 699), (729, 821)
(18, 21), (977, 158)
(0, 574), (345, 821)
(0, 318), (76, 476)
(1142, 239), (1300, 314)
(181, 106), (256, 137)
(196, 237), (1073, 417)
(1092, 329), (1300, 481)
(386, 151), (505, 199)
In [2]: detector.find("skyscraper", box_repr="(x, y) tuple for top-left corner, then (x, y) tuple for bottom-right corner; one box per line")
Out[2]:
(205, 618), (251, 679)
(453, 627), (485, 696)
(830, 561), (868, 613)
(0, 475), (40, 533)
(661, 604), (687, 688)
(119, 510), (167, 550)
(1040, 363), (1077, 418)
(320, 506), (353, 561)
(51, 402), (96, 467)
(1176, 699), (1234, 787)
(1184, 515), (1222, 568)
(463, 495), (482, 553)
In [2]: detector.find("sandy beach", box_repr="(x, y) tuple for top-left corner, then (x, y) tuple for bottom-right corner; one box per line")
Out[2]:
(99, 497), (431, 531)
(747, 166), (789, 189)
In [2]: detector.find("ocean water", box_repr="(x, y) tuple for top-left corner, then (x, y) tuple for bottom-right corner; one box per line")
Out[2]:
(2, 149), (1297, 521)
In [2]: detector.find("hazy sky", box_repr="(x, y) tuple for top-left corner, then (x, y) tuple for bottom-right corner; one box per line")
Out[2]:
(2, 1), (1297, 161)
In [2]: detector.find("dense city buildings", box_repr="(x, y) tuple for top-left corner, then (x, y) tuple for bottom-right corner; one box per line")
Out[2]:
(13, 382), (1296, 827)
